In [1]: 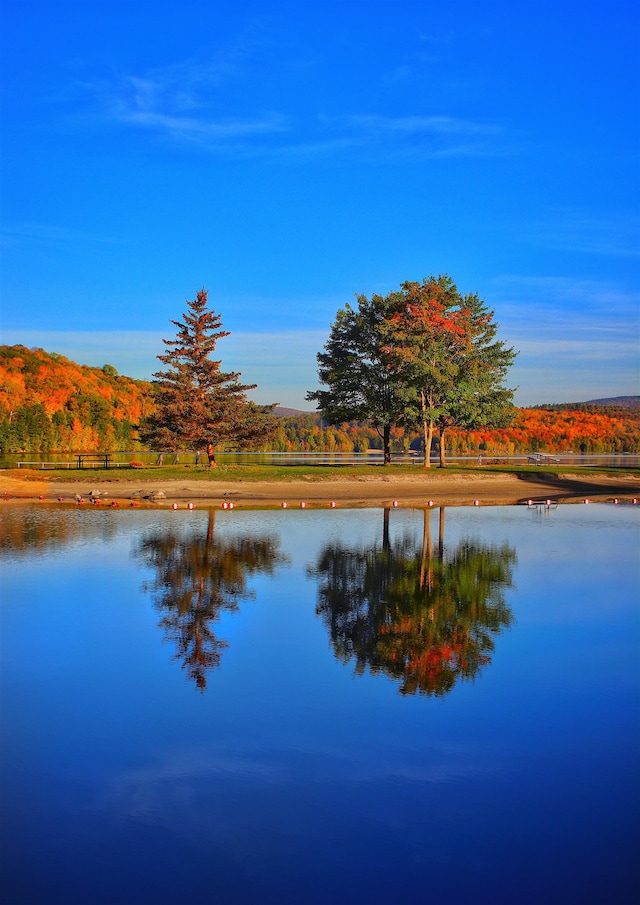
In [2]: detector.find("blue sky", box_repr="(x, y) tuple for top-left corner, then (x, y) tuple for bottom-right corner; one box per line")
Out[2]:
(1, 0), (638, 409)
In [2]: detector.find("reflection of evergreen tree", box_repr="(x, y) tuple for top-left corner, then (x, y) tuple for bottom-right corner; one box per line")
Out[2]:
(309, 508), (515, 696)
(138, 511), (283, 690)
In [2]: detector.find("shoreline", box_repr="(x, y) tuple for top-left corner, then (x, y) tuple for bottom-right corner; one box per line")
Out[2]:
(2, 470), (638, 508)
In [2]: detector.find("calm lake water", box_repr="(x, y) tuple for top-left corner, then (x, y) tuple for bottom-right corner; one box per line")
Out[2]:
(1, 503), (638, 904)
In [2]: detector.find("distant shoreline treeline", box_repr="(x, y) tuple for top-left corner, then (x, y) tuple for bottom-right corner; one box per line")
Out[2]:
(1, 345), (638, 455)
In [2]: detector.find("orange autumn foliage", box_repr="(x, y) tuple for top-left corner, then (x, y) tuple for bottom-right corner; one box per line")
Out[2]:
(0, 343), (637, 455)
(0, 345), (154, 452)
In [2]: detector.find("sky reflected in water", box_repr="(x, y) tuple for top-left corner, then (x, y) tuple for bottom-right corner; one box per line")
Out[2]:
(1, 504), (638, 904)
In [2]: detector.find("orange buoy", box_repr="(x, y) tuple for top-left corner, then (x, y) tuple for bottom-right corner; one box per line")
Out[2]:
(329, 501), (336, 508)
(300, 501), (306, 508)
(281, 501), (288, 508)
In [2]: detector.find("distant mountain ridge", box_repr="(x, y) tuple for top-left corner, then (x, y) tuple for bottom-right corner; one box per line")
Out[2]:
(274, 406), (314, 418)
(584, 396), (639, 408)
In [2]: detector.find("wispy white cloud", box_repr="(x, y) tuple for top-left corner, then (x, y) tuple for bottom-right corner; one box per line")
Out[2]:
(483, 273), (640, 403)
(0, 221), (123, 247)
(317, 113), (506, 159)
(78, 44), (507, 159)
(99, 65), (288, 148)
(341, 113), (499, 137)
(491, 274), (640, 317)
(112, 104), (287, 145)
(522, 212), (640, 258)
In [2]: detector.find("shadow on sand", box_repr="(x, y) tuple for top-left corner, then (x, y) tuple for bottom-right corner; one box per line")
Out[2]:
(513, 470), (637, 503)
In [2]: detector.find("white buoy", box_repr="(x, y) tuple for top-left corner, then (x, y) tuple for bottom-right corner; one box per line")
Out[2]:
(428, 500), (434, 507)
(172, 503), (178, 510)
(329, 501), (336, 508)
(584, 499), (590, 504)
(300, 501), (306, 508)
(281, 501), (288, 508)
(474, 500), (480, 506)
(187, 502), (194, 510)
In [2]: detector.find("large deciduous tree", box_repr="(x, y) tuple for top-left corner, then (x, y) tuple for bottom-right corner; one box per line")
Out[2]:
(382, 277), (517, 466)
(381, 276), (466, 467)
(140, 288), (277, 463)
(432, 289), (518, 466)
(306, 293), (414, 464)
(310, 276), (516, 466)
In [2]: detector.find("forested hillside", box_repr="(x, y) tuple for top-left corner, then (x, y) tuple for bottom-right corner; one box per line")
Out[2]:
(0, 345), (152, 452)
(0, 345), (638, 455)
(270, 405), (640, 456)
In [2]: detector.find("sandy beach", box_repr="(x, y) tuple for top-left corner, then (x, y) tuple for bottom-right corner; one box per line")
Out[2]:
(1, 469), (638, 508)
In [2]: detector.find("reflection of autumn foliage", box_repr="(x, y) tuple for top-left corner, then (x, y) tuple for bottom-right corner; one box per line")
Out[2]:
(310, 510), (515, 696)
(0, 506), (117, 557)
(137, 512), (284, 690)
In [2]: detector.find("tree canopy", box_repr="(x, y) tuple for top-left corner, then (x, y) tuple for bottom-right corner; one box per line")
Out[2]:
(306, 292), (415, 464)
(383, 277), (518, 466)
(309, 275), (517, 465)
(140, 288), (277, 461)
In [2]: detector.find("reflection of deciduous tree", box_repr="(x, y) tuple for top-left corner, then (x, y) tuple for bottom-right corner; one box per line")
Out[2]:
(309, 508), (515, 697)
(138, 511), (283, 690)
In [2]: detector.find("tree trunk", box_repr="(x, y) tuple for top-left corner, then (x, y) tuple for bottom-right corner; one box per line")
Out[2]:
(382, 507), (390, 551)
(439, 426), (447, 468)
(419, 506), (433, 591)
(421, 390), (433, 468)
(383, 423), (391, 465)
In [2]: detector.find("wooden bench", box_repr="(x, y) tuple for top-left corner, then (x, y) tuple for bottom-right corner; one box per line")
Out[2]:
(17, 461), (73, 469)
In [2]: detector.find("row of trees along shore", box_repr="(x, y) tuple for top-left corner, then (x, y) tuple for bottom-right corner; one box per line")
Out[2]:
(1, 281), (639, 459)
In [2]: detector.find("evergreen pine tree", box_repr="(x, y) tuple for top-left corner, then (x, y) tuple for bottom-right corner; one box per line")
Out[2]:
(140, 289), (277, 463)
